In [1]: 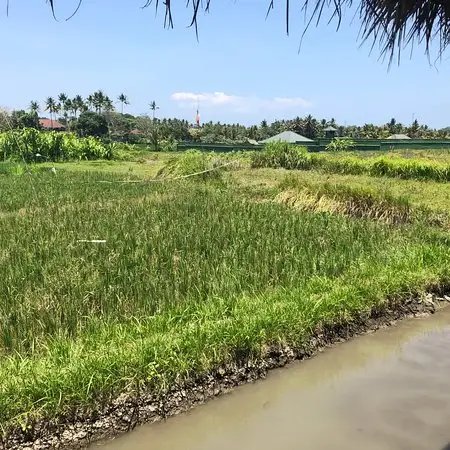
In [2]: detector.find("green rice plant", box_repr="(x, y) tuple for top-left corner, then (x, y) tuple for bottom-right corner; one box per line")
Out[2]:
(0, 169), (154, 213)
(0, 173), (416, 353)
(0, 169), (449, 435)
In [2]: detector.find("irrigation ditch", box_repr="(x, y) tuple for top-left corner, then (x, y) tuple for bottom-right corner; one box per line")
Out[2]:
(4, 289), (450, 450)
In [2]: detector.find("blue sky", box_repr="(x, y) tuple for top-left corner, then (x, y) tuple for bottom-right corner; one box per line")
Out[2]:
(1, 0), (449, 127)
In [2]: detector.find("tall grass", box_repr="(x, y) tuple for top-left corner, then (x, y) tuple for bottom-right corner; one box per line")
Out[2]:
(251, 143), (450, 182)
(0, 169), (449, 434)
(156, 150), (232, 180)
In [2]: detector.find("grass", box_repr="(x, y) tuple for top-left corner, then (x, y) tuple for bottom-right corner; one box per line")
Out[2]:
(1, 151), (449, 438)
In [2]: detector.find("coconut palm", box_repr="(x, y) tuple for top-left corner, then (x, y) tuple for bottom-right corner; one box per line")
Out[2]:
(71, 95), (84, 118)
(63, 98), (73, 130)
(149, 100), (159, 121)
(29, 101), (40, 115)
(91, 90), (107, 114)
(304, 114), (318, 140)
(87, 95), (95, 112)
(58, 93), (68, 122)
(103, 96), (115, 113)
(29, 101), (40, 128)
(117, 93), (129, 114)
(58, 93), (67, 107)
(45, 97), (59, 129)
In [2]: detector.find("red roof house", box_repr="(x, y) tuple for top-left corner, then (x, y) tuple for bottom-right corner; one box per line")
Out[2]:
(39, 118), (66, 130)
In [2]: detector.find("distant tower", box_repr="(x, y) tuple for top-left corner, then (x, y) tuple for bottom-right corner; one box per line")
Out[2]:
(195, 98), (201, 128)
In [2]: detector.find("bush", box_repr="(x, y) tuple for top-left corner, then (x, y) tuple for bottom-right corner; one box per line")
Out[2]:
(251, 142), (311, 169)
(326, 137), (356, 152)
(159, 137), (178, 152)
(75, 111), (108, 137)
(0, 128), (114, 162)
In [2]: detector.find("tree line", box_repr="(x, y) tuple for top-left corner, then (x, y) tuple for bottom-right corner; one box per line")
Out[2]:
(1, 91), (449, 146)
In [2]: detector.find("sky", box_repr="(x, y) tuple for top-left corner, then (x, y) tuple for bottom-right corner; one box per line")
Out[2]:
(1, 0), (449, 128)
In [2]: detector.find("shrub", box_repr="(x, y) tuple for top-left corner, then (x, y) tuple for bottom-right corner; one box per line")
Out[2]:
(326, 137), (356, 152)
(0, 129), (114, 162)
(251, 142), (311, 169)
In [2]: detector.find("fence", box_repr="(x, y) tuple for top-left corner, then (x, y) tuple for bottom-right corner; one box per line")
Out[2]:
(177, 143), (264, 152)
(177, 139), (450, 153)
(310, 139), (450, 152)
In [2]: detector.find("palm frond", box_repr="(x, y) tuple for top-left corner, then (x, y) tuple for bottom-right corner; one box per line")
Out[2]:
(38, 0), (450, 61)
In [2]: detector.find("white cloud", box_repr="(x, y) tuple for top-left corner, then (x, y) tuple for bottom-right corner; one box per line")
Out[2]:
(273, 97), (311, 107)
(170, 91), (312, 113)
(171, 92), (236, 105)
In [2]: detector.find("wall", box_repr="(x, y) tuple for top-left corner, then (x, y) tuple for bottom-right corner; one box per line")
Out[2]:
(177, 140), (450, 153)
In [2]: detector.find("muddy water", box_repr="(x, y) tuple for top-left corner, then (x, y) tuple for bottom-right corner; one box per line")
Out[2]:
(96, 308), (450, 450)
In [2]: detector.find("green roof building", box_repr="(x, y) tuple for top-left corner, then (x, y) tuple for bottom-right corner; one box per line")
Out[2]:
(259, 131), (313, 144)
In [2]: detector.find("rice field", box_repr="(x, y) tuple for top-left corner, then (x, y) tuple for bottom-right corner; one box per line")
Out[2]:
(1, 150), (449, 439)
(251, 143), (450, 182)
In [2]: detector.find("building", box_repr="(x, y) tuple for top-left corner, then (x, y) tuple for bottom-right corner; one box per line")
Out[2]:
(39, 118), (66, 131)
(259, 131), (313, 144)
(387, 133), (411, 140)
(323, 126), (338, 139)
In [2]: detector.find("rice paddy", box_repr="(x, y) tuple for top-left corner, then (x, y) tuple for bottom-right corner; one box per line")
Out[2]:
(251, 143), (450, 182)
(0, 148), (449, 441)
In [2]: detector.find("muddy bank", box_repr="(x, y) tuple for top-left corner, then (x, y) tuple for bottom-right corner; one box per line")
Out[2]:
(3, 290), (450, 450)
(99, 305), (450, 450)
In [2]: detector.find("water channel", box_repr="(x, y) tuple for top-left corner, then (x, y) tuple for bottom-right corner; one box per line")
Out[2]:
(95, 307), (450, 450)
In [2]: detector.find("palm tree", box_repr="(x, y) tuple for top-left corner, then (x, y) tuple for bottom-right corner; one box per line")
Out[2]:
(58, 93), (67, 108)
(304, 114), (318, 140)
(72, 95), (84, 118)
(117, 93), (129, 114)
(103, 95), (115, 113)
(87, 95), (95, 111)
(149, 100), (159, 121)
(63, 98), (73, 130)
(29, 101), (40, 128)
(92, 90), (107, 114)
(43, 1), (450, 64)
(71, 95), (81, 118)
(29, 101), (40, 115)
(45, 97), (59, 129)
(58, 93), (68, 123)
